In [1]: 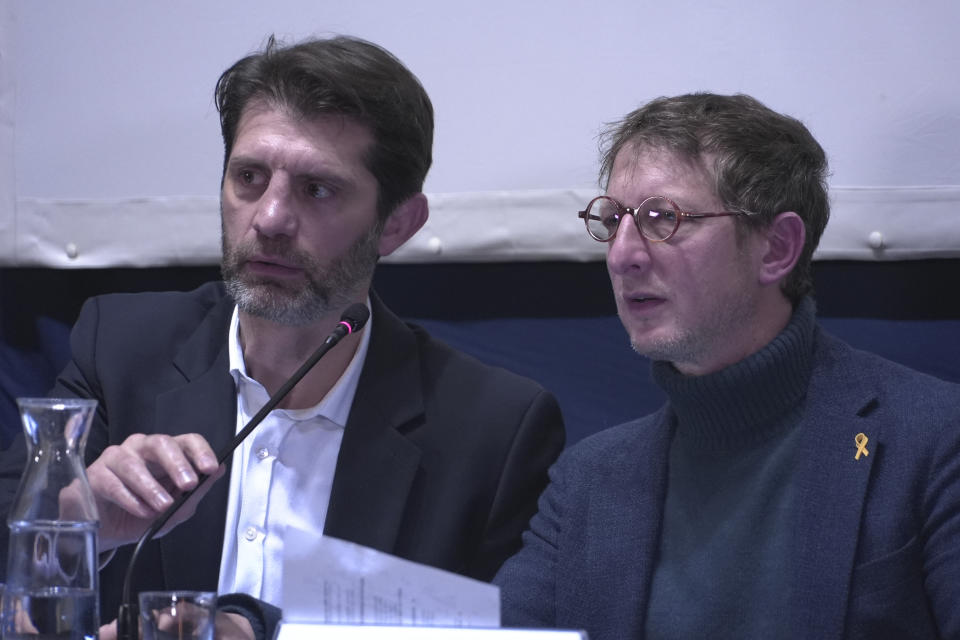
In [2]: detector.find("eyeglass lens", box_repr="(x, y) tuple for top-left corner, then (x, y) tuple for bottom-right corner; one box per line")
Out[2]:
(587, 197), (679, 241)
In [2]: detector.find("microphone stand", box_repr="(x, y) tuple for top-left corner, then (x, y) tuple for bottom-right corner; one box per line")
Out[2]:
(117, 304), (369, 640)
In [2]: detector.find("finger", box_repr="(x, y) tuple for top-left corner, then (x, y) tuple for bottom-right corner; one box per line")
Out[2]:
(172, 433), (220, 476)
(217, 612), (256, 640)
(158, 464), (227, 535)
(99, 619), (118, 640)
(90, 442), (176, 515)
(129, 433), (207, 491)
(59, 478), (99, 521)
(13, 598), (40, 633)
(88, 445), (170, 516)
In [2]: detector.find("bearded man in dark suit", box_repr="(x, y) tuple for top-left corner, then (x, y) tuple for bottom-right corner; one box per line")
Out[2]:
(0, 35), (564, 636)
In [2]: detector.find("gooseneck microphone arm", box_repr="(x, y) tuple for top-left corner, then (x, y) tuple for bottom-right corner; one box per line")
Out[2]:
(116, 303), (370, 640)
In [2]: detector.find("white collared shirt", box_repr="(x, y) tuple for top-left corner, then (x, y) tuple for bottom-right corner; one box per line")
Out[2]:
(217, 305), (372, 606)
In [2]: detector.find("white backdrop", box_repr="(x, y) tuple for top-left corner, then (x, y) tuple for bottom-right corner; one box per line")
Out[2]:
(2, 0), (958, 267)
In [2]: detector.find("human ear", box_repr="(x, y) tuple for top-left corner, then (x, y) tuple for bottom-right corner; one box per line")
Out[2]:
(759, 212), (805, 286)
(378, 193), (429, 257)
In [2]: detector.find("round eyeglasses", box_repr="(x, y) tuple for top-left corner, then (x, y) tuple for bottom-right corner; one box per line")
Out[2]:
(577, 195), (755, 243)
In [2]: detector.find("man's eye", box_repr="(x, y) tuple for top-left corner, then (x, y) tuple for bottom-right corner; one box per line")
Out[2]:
(601, 214), (620, 231)
(646, 208), (678, 222)
(306, 183), (333, 200)
(236, 169), (263, 186)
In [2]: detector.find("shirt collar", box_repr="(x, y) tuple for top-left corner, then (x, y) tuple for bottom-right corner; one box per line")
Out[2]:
(227, 301), (373, 425)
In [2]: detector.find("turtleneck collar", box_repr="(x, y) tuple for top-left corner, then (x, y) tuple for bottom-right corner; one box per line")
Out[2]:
(652, 297), (817, 450)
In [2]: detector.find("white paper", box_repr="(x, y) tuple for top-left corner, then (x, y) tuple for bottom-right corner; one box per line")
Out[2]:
(281, 532), (500, 627)
(275, 623), (588, 640)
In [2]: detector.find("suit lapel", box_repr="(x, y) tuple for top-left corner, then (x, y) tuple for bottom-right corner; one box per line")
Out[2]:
(789, 333), (880, 636)
(577, 410), (673, 636)
(324, 293), (423, 553)
(154, 294), (237, 590)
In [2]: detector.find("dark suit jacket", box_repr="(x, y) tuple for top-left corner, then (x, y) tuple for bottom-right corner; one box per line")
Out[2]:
(0, 282), (564, 621)
(495, 328), (960, 639)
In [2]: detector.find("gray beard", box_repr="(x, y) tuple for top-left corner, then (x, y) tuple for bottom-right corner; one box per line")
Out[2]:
(221, 225), (381, 326)
(628, 281), (760, 369)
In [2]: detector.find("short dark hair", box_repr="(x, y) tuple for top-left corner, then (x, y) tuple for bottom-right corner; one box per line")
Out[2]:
(215, 35), (434, 219)
(600, 93), (829, 303)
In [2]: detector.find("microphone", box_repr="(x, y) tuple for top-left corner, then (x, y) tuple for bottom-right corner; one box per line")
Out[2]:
(117, 303), (370, 640)
(324, 303), (370, 344)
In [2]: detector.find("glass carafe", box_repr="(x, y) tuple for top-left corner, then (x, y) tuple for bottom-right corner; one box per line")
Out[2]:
(3, 398), (100, 640)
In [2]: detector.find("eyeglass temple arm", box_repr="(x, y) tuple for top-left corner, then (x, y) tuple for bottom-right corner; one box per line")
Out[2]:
(681, 210), (757, 219)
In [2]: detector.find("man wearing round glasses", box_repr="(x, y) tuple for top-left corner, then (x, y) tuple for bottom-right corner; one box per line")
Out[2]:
(495, 93), (960, 639)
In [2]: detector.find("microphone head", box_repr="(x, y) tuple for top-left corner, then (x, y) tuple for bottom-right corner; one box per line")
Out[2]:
(341, 303), (370, 333)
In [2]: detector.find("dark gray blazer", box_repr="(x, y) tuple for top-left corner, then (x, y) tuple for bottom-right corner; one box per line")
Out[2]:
(495, 328), (960, 639)
(0, 282), (564, 621)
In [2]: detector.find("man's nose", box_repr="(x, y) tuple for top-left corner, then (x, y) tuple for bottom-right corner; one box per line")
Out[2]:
(252, 176), (297, 238)
(606, 215), (651, 274)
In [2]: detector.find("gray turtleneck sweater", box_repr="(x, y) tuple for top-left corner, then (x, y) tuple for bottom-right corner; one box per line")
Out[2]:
(644, 299), (817, 639)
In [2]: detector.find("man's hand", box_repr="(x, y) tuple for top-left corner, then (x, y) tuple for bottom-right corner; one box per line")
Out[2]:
(99, 612), (255, 640)
(84, 432), (224, 550)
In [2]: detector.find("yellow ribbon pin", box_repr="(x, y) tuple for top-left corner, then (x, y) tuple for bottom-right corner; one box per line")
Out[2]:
(854, 433), (870, 460)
